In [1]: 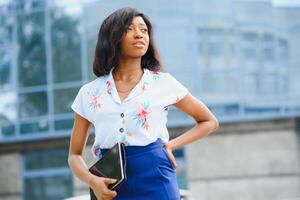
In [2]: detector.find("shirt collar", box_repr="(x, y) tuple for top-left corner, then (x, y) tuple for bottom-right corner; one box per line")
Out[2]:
(105, 67), (151, 104)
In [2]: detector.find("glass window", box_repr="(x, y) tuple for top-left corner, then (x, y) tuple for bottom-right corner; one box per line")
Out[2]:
(207, 30), (223, 58)
(23, 149), (72, 200)
(263, 48), (275, 62)
(244, 74), (259, 95)
(51, 9), (82, 83)
(197, 28), (206, 56)
(19, 91), (48, 119)
(0, 124), (15, 137)
(0, 90), (17, 137)
(14, 0), (45, 12)
(278, 38), (289, 61)
(53, 87), (79, 114)
(24, 175), (72, 200)
(203, 74), (227, 93)
(0, 47), (11, 87)
(0, 11), (13, 45)
(227, 30), (238, 69)
(198, 41), (205, 56)
(0, 9), (13, 88)
(197, 28), (207, 69)
(242, 33), (258, 60)
(228, 30), (236, 57)
(262, 34), (275, 62)
(264, 74), (278, 95)
(208, 40), (222, 57)
(24, 149), (69, 170)
(54, 119), (74, 131)
(20, 120), (49, 135)
(243, 45), (257, 60)
(87, 35), (97, 80)
(17, 11), (47, 87)
(208, 104), (240, 116)
(230, 42), (236, 57)
(199, 29), (225, 69)
(281, 75), (289, 95)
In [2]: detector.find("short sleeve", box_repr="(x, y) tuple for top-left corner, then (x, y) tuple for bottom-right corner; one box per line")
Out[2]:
(164, 73), (189, 105)
(71, 86), (92, 122)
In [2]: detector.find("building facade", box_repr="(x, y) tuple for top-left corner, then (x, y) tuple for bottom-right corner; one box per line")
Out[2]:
(0, 0), (299, 199)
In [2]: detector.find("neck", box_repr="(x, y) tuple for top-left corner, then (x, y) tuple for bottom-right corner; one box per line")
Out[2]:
(113, 58), (143, 81)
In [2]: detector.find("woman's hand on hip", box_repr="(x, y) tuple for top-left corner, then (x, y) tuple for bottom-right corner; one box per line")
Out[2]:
(163, 143), (177, 169)
(89, 176), (117, 200)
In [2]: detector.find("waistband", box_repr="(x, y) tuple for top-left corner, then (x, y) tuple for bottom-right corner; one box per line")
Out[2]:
(100, 139), (163, 157)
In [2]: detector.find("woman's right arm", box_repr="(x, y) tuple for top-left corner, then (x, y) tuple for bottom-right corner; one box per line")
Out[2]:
(68, 113), (117, 199)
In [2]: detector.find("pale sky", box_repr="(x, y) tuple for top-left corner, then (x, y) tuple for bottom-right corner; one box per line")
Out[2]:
(1, 0), (300, 7)
(245, 0), (300, 6)
(273, 0), (300, 6)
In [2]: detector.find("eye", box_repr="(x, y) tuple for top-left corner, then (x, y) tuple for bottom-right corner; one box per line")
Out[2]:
(141, 28), (148, 33)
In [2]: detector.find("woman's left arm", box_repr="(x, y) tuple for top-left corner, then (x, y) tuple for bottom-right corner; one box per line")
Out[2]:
(164, 93), (219, 168)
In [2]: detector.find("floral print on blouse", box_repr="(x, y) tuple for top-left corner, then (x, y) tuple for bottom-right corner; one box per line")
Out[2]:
(71, 67), (189, 159)
(88, 88), (102, 111)
(133, 102), (151, 130)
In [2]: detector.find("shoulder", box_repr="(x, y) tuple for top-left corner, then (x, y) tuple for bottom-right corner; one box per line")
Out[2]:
(146, 69), (184, 89)
(151, 71), (182, 86)
(148, 69), (188, 91)
(78, 76), (107, 95)
(146, 69), (173, 83)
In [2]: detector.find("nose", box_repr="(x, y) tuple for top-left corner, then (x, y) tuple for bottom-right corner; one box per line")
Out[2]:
(134, 29), (143, 39)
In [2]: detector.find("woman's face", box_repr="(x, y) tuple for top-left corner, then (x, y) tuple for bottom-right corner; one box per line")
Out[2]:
(119, 16), (150, 58)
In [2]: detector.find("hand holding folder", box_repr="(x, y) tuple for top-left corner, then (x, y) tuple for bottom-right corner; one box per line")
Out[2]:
(89, 143), (127, 200)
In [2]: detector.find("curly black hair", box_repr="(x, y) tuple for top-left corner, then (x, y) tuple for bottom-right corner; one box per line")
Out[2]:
(93, 7), (162, 77)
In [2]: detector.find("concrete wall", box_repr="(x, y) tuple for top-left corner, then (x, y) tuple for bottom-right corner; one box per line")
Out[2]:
(187, 119), (300, 200)
(0, 153), (21, 200)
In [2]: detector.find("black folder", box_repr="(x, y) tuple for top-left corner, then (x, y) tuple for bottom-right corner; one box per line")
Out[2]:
(89, 142), (126, 200)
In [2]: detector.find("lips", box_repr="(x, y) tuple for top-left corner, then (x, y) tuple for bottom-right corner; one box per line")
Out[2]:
(132, 41), (146, 48)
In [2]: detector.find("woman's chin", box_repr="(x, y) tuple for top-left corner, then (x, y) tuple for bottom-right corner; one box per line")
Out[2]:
(128, 51), (147, 58)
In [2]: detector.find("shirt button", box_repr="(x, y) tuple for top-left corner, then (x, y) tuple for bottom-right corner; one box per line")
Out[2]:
(120, 113), (124, 118)
(119, 128), (124, 133)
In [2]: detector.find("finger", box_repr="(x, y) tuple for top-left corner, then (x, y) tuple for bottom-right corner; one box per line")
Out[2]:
(164, 148), (177, 169)
(169, 154), (177, 169)
(102, 195), (114, 200)
(103, 189), (117, 197)
(104, 178), (117, 184)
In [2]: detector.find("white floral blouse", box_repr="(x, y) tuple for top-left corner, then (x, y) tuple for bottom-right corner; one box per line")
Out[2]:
(71, 67), (189, 159)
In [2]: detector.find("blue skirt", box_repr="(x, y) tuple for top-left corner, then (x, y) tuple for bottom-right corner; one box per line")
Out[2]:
(101, 139), (180, 200)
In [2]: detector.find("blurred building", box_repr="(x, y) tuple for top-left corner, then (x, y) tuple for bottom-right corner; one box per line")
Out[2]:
(0, 0), (299, 199)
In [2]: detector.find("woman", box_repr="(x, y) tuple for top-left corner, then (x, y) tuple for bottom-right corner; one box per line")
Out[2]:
(68, 7), (219, 200)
